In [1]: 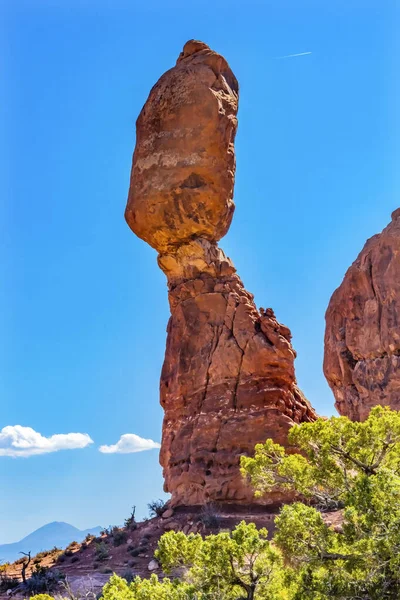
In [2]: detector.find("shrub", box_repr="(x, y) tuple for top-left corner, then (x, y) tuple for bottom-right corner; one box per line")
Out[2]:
(241, 406), (400, 599)
(94, 542), (109, 561)
(111, 527), (127, 547)
(66, 541), (78, 550)
(24, 565), (64, 595)
(124, 506), (137, 529)
(71, 555), (80, 563)
(0, 572), (19, 593)
(147, 499), (167, 518)
(199, 503), (221, 529)
(30, 594), (55, 600)
(99, 567), (113, 575)
(128, 559), (137, 568)
(121, 569), (134, 583)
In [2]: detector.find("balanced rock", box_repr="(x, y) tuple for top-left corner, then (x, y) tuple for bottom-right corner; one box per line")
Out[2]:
(125, 39), (238, 253)
(126, 40), (317, 506)
(324, 209), (400, 421)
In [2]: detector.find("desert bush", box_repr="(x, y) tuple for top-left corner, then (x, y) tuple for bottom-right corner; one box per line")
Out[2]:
(30, 594), (55, 600)
(99, 567), (113, 575)
(147, 499), (167, 518)
(124, 506), (136, 530)
(0, 572), (19, 593)
(129, 547), (146, 557)
(199, 502), (221, 529)
(128, 560), (137, 568)
(71, 555), (80, 563)
(121, 569), (134, 583)
(94, 542), (109, 562)
(32, 547), (61, 563)
(24, 565), (64, 595)
(64, 550), (74, 557)
(66, 541), (79, 551)
(111, 527), (127, 547)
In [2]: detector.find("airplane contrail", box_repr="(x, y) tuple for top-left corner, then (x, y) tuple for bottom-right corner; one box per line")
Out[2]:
(275, 51), (312, 59)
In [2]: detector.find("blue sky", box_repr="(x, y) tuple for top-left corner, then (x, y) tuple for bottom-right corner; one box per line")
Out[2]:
(0, 0), (398, 543)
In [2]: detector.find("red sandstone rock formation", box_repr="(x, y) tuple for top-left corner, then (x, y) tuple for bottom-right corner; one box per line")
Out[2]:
(324, 209), (400, 421)
(126, 40), (317, 506)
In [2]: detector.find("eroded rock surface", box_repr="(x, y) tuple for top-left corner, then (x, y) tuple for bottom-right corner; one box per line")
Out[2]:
(324, 209), (400, 421)
(125, 39), (238, 253)
(126, 40), (317, 506)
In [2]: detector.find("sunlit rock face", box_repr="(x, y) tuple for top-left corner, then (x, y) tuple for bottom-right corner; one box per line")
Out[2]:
(324, 209), (400, 421)
(127, 40), (317, 506)
(125, 39), (238, 254)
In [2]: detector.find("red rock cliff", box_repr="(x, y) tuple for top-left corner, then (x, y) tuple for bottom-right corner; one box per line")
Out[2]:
(324, 209), (400, 421)
(126, 40), (317, 506)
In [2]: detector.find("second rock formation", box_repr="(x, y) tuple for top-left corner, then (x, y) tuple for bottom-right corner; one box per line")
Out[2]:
(324, 209), (400, 421)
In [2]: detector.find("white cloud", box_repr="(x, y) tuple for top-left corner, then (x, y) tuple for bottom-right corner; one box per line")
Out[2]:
(0, 425), (93, 458)
(99, 433), (161, 454)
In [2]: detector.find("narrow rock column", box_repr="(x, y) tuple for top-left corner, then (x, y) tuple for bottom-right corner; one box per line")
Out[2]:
(126, 40), (317, 506)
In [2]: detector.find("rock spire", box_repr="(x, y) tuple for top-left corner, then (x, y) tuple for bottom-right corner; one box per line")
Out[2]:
(126, 40), (317, 506)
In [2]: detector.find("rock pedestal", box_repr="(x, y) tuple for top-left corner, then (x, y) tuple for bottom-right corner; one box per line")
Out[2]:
(126, 40), (317, 506)
(324, 209), (400, 421)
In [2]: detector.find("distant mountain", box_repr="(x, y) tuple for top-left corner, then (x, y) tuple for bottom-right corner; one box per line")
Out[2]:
(0, 521), (102, 564)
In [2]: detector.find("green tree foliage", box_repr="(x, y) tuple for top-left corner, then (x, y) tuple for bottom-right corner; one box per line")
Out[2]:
(100, 522), (288, 600)
(241, 406), (400, 599)
(156, 521), (286, 600)
(101, 573), (195, 600)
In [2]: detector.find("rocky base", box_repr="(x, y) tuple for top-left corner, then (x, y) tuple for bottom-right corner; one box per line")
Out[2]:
(160, 240), (317, 506)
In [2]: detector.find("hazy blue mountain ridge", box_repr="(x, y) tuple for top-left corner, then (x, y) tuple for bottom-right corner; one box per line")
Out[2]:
(0, 521), (101, 563)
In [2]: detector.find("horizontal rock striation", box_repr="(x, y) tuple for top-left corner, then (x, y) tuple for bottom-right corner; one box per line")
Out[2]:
(159, 240), (316, 505)
(324, 209), (400, 421)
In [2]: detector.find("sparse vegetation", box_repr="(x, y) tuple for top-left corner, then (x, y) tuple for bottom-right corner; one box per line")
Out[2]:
(121, 569), (134, 584)
(147, 499), (167, 518)
(124, 506), (137, 530)
(129, 547), (145, 558)
(24, 564), (64, 595)
(199, 502), (221, 528)
(111, 526), (127, 547)
(94, 542), (109, 562)
(0, 568), (19, 593)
